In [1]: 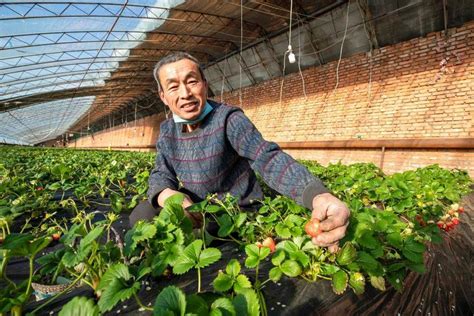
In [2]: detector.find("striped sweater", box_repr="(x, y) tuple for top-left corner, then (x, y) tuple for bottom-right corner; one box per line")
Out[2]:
(147, 100), (329, 209)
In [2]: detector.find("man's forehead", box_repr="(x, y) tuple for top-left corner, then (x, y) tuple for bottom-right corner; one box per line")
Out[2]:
(159, 59), (201, 80)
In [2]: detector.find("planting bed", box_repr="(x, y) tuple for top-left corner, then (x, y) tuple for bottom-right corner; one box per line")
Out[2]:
(0, 146), (472, 315)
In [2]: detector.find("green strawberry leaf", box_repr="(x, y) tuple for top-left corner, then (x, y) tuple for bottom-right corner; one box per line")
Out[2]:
(357, 231), (379, 249)
(402, 248), (424, 263)
(244, 244), (269, 268)
(210, 297), (236, 316)
(369, 275), (386, 291)
(234, 213), (247, 228)
(320, 263), (339, 275)
(280, 260), (302, 277)
(217, 214), (234, 237)
(245, 244), (260, 258)
(197, 247), (221, 268)
(165, 194), (185, 207)
(258, 247), (271, 260)
(213, 272), (234, 292)
(406, 263), (426, 273)
(98, 279), (140, 312)
(153, 244), (182, 276)
(124, 222), (157, 256)
(336, 242), (357, 266)
(271, 249), (286, 266)
(132, 222), (157, 243)
(173, 256), (195, 275)
(269, 266), (283, 282)
(289, 250), (309, 267)
(79, 226), (104, 252)
(1, 233), (34, 257)
(331, 270), (348, 295)
(349, 272), (365, 295)
(244, 256), (259, 268)
(154, 285), (186, 316)
(204, 204), (224, 213)
(61, 249), (79, 268)
(232, 294), (248, 316)
(186, 294), (209, 316)
(386, 233), (403, 249)
(404, 237), (426, 253)
(373, 219), (388, 232)
(186, 200), (208, 212)
(275, 223), (291, 238)
(234, 288), (260, 316)
(387, 270), (405, 292)
(356, 251), (383, 275)
(226, 259), (241, 277)
(59, 296), (99, 316)
(97, 263), (131, 291)
(235, 274), (252, 290)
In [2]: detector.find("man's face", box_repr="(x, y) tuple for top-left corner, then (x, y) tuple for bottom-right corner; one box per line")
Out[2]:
(158, 58), (208, 121)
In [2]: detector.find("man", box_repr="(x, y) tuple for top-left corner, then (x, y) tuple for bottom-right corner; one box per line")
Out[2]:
(130, 52), (349, 252)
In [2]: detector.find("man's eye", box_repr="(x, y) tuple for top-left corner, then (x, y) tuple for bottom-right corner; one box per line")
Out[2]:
(188, 80), (198, 85)
(168, 85), (178, 90)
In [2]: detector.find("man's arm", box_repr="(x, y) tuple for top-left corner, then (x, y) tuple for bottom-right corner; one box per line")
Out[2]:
(147, 144), (202, 226)
(225, 110), (326, 206)
(147, 140), (180, 208)
(225, 110), (349, 251)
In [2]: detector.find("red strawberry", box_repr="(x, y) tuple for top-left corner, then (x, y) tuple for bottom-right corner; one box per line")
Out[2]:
(452, 218), (460, 225)
(415, 214), (426, 226)
(52, 233), (61, 241)
(262, 237), (276, 253)
(446, 221), (455, 230)
(437, 221), (444, 229)
(458, 206), (464, 213)
(305, 218), (322, 238)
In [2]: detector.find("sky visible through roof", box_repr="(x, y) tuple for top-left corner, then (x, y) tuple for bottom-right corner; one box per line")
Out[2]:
(0, 0), (184, 145)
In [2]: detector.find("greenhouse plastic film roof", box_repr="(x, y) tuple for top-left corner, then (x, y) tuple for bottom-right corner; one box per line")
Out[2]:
(0, 0), (184, 145)
(0, 0), (472, 145)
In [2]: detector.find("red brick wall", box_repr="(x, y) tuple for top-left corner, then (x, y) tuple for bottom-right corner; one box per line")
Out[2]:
(219, 22), (473, 176)
(70, 22), (473, 176)
(68, 113), (165, 151)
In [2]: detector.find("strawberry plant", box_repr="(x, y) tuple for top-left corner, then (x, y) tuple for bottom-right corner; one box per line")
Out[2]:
(172, 239), (222, 293)
(0, 146), (472, 314)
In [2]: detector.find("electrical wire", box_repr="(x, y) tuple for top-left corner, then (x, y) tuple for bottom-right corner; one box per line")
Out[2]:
(297, 18), (307, 100)
(333, 0), (351, 93)
(239, 0), (243, 106)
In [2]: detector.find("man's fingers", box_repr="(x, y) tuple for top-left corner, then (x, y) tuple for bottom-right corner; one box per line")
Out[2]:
(185, 211), (203, 227)
(311, 206), (328, 221)
(311, 224), (348, 246)
(318, 211), (348, 231)
(328, 244), (340, 253)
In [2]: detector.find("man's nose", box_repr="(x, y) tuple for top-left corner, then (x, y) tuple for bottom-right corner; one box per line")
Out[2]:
(178, 84), (191, 98)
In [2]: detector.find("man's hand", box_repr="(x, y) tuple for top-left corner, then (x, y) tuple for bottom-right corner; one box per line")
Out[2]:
(183, 200), (203, 228)
(158, 188), (203, 228)
(310, 192), (350, 253)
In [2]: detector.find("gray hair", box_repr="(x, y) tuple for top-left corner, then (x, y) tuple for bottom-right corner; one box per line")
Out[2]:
(153, 52), (206, 93)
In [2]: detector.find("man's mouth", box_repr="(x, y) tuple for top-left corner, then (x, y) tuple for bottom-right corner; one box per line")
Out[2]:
(180, 101), (199, 111)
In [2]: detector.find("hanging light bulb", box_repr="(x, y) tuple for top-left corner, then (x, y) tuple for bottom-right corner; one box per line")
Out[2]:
(287, 44), (296, 64)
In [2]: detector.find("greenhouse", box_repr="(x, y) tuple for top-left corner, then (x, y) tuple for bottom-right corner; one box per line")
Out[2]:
(0, 0), (473, 315)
